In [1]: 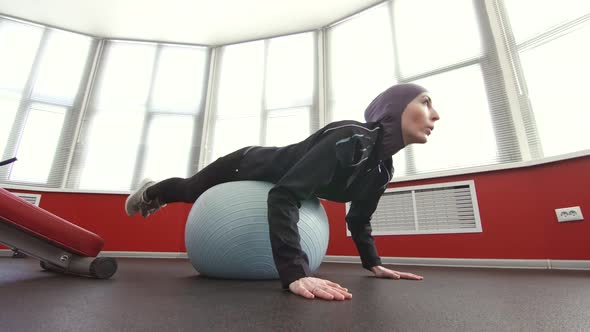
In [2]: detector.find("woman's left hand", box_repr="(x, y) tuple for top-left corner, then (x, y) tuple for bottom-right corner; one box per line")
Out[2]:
(371, 265), (424, 280)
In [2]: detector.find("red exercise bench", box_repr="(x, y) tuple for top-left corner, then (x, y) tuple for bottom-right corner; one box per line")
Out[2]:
(0, 158), (117, 279)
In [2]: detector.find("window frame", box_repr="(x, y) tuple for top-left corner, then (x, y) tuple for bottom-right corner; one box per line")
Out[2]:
(0, 20), (98, 188)
(203, 31), (319, 165)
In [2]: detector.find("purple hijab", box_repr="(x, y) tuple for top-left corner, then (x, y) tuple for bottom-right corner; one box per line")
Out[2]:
(364, 83), (428, 159)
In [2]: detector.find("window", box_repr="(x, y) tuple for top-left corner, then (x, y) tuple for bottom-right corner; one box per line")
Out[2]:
(394, 0), (482, 77)
(94, 42), (156, 108)
(78, 106), (146, 191)
(210, 41), (265, 161)
(208, 32), (316, 163)
(72, 41), (209, 191)
(0, 19), (42, 93)
(137, 45), (208, 184)
(265, 33), (315, 147)
(326, 3), (396, 123)
(326, 0), (498, 177)
(265, 33), (314, 111)
(151, 46), (207, 112)
(266, 107), (310, 147)
(0, 93), (20, 157)
(3, 3), (589, 192)
(503, 0), (590, 157)
(0, 18), (94, 186)
(503, 0), (590, 44)
(31, 30), (92, 105)
(411, 65), (497, 173)
(142, 114), (195, 182)
(9, 103), (66, 183)
(0, 19), (43, 164)
(77, 42), (156, 191)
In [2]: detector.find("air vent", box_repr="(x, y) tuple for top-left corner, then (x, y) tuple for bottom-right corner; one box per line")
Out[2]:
(346, 180), (482, 236)
(11, 193), (42, 206)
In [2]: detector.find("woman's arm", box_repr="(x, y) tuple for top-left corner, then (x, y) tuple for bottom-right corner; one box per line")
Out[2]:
(348, 193), (424, 281)
(346, 194), (384, 270)
(267, 139), (340, 289)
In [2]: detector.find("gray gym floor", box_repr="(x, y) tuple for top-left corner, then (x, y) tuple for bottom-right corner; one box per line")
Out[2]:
(1, 257), (589, 331)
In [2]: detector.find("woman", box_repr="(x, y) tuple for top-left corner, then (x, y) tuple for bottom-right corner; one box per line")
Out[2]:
(125, 83), (440, 301)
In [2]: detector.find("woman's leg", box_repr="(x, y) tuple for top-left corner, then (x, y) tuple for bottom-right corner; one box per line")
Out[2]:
(145, 146), (250, 204)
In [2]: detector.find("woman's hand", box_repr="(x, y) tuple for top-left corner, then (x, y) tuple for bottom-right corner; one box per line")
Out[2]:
(289, 277), (353, 300)
(371, 265), (424, 280)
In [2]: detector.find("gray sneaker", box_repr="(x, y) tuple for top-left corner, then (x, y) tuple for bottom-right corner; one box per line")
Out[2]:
(125, 179), (166, 217)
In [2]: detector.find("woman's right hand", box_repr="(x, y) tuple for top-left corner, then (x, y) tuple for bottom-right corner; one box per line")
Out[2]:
(289, 277), (352, 300)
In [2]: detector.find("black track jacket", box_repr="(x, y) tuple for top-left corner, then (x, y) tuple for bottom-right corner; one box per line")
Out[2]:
(237, 120), (393, 288)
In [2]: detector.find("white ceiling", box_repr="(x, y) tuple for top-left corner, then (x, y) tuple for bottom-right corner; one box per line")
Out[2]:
(0, 0), (383, 45)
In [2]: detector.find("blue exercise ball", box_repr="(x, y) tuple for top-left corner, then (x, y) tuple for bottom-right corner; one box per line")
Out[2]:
(185, 181), (329, 280)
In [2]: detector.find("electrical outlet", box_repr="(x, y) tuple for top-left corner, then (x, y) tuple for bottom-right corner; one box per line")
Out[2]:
(555, 206), (584, 222)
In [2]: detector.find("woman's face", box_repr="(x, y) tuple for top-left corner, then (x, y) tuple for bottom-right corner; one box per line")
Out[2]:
(401, 92), (440, 145)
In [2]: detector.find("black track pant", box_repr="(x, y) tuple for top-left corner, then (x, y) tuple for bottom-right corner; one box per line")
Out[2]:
(145, 147), (250, 204)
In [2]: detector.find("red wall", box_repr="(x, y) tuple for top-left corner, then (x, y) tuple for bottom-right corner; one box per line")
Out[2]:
(326, 155), (590, 260)
(3, 156), (589, 260)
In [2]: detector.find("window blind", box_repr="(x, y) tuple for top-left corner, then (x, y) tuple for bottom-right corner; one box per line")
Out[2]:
(66, 41), (210, 191)
(326, 0), (567, 179)
(499, 0), (590, 158)
(1, 1), (589, 193)
(0, 17), (96, 187)
(206, 32), (317, 164)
